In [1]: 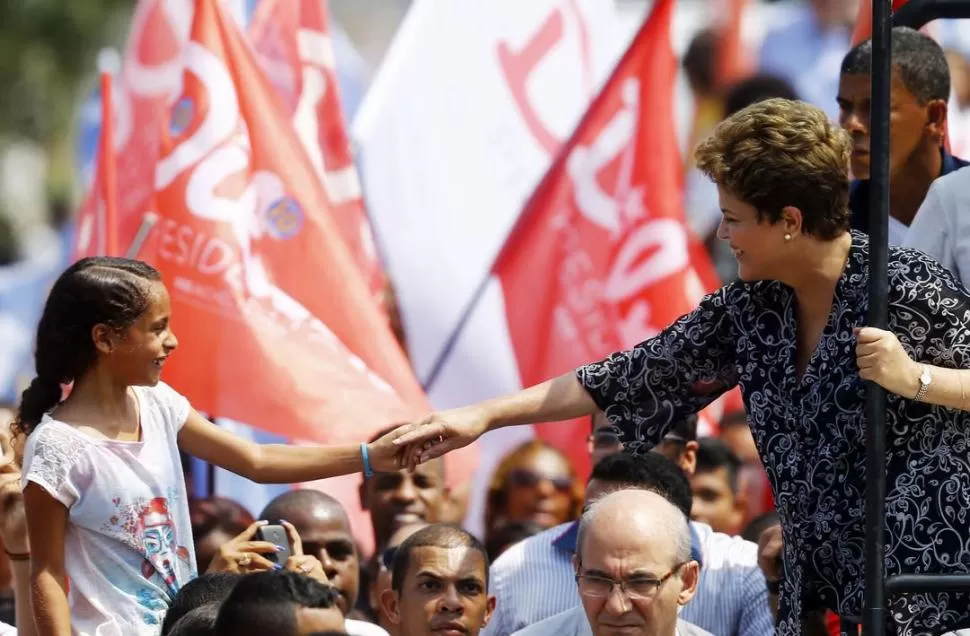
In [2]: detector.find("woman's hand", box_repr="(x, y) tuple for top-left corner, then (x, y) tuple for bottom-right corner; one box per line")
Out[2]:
(855, 327), (921, 397)
(206, 520), (284, 574)
(390, 406), (492, 469)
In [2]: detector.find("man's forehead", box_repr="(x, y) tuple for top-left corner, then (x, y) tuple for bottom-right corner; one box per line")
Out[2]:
(288, 505), (352, 535)
(408, 546), (486, 579)
(375, 458), (444, 481)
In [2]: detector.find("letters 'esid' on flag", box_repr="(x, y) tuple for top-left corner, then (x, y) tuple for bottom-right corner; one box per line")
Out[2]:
(149, 0), (425, 443)
(249, 0), (385, 303)
(493, 0), (720, 475)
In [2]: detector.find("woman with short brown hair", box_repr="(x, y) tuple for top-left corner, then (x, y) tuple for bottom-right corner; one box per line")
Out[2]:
(396, 99), (970, 635)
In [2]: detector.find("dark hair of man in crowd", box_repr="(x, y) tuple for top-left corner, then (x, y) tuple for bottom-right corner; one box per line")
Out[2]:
(724, 74), (799, 117)
(168, 604), (220, 636)
(390, 524), (489, 592)
(683, 28), (716, 95)
(214, 571), (340, 636)
(695, 437), (742, 493)
(841, 26), (950, 104)
(588, 451), (693, 518)
(742, 511), (780, 545)
(162, 572), (242, 635)
(484, 520), (546, 562)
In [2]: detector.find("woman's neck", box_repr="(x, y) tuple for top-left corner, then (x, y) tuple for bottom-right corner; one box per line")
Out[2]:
(784, 232), (853, 312)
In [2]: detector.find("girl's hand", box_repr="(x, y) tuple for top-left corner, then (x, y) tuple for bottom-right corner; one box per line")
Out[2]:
(206, 520), (283, 574)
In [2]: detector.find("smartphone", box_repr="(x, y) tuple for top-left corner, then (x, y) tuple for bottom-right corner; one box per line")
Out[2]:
(256, 524), (291, 565)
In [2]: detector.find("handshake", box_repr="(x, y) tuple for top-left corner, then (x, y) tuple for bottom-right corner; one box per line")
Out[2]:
(363, 405), (491, 473)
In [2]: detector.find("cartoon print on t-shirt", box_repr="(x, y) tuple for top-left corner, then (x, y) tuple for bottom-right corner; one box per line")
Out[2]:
(137, 497), (191, 593)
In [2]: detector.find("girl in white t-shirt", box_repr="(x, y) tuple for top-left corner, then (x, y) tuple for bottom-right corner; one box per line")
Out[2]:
(16, 257), (411, 636)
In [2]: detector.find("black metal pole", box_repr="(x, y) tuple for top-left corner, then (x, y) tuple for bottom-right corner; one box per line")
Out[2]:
(864, 0), (892, 634)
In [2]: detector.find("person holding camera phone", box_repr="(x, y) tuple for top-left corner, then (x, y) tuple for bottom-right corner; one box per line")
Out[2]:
(15, 258), (414, 636)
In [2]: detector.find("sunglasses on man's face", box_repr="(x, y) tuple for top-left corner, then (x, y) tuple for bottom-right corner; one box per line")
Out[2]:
(507, 468), (573, 493)
(380, 546), (397, 571)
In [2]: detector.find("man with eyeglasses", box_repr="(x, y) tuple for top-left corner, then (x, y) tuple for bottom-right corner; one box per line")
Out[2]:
(482, 428), (771, 636)
(513, 489), (711, 636)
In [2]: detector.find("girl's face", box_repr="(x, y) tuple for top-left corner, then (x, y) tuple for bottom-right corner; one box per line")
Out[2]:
(105, 281), (178, 386)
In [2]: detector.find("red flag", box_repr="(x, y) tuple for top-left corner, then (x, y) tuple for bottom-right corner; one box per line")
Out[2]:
(148, 0), (424, 442)
(852, 0), (909, 45)
(494, 0), (717, 476)
(75, 52), (123, 259)
(715, 0), (753, 89)
(249, 0), (386, 303)
(74, 0), (196, 260)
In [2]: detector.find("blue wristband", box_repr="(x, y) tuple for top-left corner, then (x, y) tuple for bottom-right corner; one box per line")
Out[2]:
(360, 443), (374, 478)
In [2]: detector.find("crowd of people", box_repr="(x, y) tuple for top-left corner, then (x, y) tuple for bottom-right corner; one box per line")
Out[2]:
(2, 3), (970, 635)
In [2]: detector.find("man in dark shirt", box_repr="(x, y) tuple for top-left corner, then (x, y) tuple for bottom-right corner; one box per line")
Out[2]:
(838, 26), (968, 244)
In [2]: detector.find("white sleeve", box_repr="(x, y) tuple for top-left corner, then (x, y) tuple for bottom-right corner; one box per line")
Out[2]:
(21, 424), (85, 509)
(148, 381), (191, 432)
(905, 175), (957, 277)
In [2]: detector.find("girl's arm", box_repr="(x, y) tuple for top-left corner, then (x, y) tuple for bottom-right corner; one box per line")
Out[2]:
(23, 484), (70, 636)
(177, 410), (404, 484)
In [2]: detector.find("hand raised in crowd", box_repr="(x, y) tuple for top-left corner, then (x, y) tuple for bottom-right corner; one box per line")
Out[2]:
(206, 520), (286, 574)
(0, 424), (27, 556)
(855, 327), (920, 397)
(280, 520), (328, 584)
(391, 405), (492, 469)
(757, 523), (783, 586)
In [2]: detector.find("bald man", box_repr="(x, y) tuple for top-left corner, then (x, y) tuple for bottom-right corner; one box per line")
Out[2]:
(514, 489), (710, 636)
(260, 491), (387, 636)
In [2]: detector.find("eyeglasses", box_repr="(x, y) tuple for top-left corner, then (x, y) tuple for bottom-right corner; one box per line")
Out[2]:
(507, 468), (572, 493)
(575, 562), (686, 600)
(586, 429), (624, 454)
(380, 547), (397, 571)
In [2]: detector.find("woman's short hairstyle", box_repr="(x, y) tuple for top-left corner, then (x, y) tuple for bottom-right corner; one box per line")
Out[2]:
(694, 98), (852, 240)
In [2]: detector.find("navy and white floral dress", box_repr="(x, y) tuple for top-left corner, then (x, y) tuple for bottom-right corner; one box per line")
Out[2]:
(578, 232), (970, 636)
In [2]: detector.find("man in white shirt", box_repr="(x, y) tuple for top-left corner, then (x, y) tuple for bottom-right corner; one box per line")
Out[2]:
(482, 425), (771, 636)
(903, 166), (970, 284)
(513, 489), (711, 636)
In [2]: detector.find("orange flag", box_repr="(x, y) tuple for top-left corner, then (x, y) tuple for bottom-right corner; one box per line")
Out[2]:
(148, 0), (426, 442)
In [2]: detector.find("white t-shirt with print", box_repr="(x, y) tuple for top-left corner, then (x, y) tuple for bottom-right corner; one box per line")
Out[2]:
(22, 382), (196, 636)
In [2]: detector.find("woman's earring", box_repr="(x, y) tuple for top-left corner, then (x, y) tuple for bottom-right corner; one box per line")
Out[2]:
(784, 233), (792, 241)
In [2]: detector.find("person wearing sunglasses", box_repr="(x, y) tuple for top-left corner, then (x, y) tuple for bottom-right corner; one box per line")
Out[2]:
(513, 489), (710, 636)
(483, 440), (584, 552)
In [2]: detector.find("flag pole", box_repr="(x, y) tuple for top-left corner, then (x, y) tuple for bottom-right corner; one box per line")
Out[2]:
(863, 0), (892, 634)
(97, 49), (121, 258)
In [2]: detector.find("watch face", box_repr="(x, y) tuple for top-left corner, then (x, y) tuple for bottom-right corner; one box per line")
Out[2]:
(921, 369), (932, 384)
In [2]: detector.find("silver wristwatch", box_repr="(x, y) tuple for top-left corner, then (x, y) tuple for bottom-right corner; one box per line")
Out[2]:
(914, 365), (932, 402)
